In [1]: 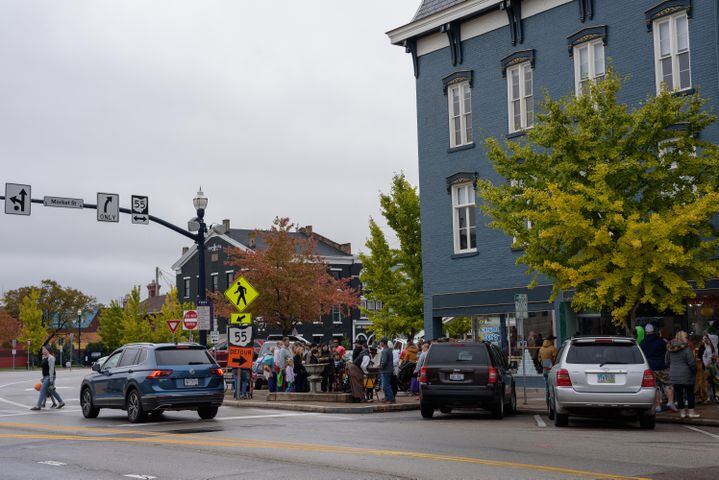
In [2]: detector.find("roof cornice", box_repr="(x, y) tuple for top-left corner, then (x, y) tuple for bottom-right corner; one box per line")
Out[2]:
(387, 0), (503, 45)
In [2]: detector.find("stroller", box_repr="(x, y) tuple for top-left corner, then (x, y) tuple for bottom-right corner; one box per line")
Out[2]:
(397, 361), (417, 393)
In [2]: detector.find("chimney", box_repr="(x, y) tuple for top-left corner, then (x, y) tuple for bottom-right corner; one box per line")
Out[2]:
(147, 281), (161, 298)
(222, 219), (230, 231)
(339, 243), (352, 255)
(248, 231), (257, 249)
(182, 246), (189, 255)
(303, 225), (313, 237)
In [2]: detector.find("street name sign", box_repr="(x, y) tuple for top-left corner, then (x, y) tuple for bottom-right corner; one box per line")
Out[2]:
(166, 320), (180, 333)
(182, 310), (198, 330)
(230, 313), (252, 325)
(514, 293), (528, 321)
(227, 346), (253, 368)
(196, 300), (212, 331)
(228, 325), (252, 347)
(4, 183), (31, 215)
(224, 276), (259, 312)
(210, 330), (219, 344)
(97, 193), (120, 222)
(131, 195), (149, 225)
(43, 196), (83, 209)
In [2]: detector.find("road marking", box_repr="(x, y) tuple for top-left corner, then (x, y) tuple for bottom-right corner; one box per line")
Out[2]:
(534, 415), (546, 427)
(115, 412), (320, 427)
(0, 397), (33, 409)
(24, 386), (74, 391)
(0, 380), (35, 390)
(37, 460), (67, 466)
(124, 475), (157, 479)
(0, 429), (650, 480)
(685, 425), (719, 441)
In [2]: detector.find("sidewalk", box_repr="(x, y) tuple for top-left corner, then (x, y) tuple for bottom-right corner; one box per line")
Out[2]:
(224, 390), (421, 414)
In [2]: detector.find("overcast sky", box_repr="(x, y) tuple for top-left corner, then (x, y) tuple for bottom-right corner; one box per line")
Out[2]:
(0, 1), (420, 304)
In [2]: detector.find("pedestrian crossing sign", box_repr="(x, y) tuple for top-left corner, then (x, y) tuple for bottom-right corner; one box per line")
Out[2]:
(224, 276), (259, 312)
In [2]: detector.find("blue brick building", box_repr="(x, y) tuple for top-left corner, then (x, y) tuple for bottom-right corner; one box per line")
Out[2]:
(388, 0), (719, 348)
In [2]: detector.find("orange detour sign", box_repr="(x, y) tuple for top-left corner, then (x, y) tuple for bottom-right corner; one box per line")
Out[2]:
(227, 346), (253, 369)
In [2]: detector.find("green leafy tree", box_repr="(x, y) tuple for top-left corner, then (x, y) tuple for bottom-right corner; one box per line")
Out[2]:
(120, 286), (152, 344)
(479, 72), (719, 330)
(360, 173), (423, 339)
(98, 300), (125, 351)
(3, 279), (96, 344)
(18, 289), (47, 355)
(444, 317), (472, 339)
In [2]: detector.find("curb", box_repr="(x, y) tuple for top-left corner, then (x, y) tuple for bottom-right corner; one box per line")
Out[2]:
(223, 399), (420, 414)
(516, 407), (719, 427)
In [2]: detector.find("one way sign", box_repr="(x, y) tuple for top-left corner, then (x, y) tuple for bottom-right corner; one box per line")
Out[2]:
(4, 183), (31, 215)
(131, 195), (149, 225)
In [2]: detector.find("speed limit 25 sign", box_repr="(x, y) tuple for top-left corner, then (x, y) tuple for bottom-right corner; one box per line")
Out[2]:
(228, 325), (252, 347)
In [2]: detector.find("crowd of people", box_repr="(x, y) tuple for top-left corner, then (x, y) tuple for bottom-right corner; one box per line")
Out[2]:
(254, 336), (432, 403)
(639, 324), (719, 418)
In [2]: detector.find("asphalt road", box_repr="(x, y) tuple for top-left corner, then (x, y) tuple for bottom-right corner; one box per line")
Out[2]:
(0, 368), (717, 480)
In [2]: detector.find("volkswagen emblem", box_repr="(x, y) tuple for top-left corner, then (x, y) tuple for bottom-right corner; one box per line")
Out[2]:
(189, 369), (195, 375)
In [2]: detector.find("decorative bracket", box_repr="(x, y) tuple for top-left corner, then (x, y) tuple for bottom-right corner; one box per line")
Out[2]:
(645, 0), (692, 31)
(446, 172), (478, 193)
(500, 0), (523, 46)
(404, 39), (419, 78)
(440, 21), (463, 66)
(577, 0), (594, 22)
(567, 25), (608, 56)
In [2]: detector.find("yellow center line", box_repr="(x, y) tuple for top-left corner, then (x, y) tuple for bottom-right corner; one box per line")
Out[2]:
(0, 423), (650, 480)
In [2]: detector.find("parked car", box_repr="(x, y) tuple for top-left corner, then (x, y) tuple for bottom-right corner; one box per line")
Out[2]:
(547, 336), (656, 429)
(80, 342), (225, 423)
(419, 341), (516, 419)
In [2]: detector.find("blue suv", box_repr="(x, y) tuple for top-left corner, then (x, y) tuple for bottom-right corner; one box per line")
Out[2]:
(80, 343), (225, 423)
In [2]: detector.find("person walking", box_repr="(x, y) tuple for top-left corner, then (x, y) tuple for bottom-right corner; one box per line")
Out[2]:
(30, 346), (65, 411)
(666, 331), (700, 419)
(379, 338), (395, 403)
(537, 335), (557, 407)
(640, 324), (675, 412)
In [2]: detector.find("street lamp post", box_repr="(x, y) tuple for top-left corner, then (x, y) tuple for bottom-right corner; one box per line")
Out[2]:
(77, 309), (82, 366)
(193, 188), (209, 347)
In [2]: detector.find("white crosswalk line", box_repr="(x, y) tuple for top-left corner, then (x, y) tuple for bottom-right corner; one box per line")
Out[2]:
(685, 425), (719, 440)
(38, 461), (67, 466)
(0, 397), (33, 409)
(534, 415), (546, 427)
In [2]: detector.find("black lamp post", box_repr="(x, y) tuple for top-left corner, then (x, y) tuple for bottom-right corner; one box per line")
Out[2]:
(193, 189), (208, 347)
(77, 308), (82, 366)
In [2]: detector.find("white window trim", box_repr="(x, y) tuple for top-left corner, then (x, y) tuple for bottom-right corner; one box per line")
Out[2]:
(332, 305), (343, 325)
(451, 182), (477, 254)
(573, 39), (605, 96)
(506, 62), (534, 133)
(447, 81), (473, 148)
(210, 272), (219, 292)
(653, 12), (692, 94)
(182, 276), (191, 299)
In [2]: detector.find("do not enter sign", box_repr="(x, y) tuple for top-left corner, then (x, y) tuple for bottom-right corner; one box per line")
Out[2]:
(182, 310), (198, 330)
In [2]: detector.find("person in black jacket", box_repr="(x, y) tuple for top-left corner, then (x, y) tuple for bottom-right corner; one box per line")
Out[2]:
(379, 338), (395, 403)
(640, 324), (675, 412)
(292, 345), (308, 393)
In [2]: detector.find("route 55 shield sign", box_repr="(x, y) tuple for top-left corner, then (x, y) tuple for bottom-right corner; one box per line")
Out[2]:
(228, 325), (252, 347)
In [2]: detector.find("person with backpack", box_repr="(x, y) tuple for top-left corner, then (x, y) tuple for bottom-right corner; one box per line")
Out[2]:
(30, 346), (65, 411)
(666, 331), (700, 419)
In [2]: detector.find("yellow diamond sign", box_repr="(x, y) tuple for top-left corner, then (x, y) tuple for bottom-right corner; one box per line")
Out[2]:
(224, 276), (259, 312)
(230, 313), (252, 325)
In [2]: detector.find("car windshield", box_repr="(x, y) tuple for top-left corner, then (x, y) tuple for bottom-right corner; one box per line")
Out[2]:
(565, 343), (644, 365)
(155, 348), (213, 366)
(427, 345), (489, 365)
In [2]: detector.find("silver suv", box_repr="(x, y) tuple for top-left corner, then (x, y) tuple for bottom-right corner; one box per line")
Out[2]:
(547, 336), (656, 429)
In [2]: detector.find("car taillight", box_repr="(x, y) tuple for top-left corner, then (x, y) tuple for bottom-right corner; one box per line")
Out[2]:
(641, 369), (655, 388)
(488, 367), (498, 384)
(419, 367), (427, 384)
(210, 367), (224, 377)
(146, 369), (173, 379)
(556, 369), (572, 387)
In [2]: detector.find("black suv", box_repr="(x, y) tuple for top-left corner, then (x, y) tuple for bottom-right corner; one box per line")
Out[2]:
(419, 341), (516, 419)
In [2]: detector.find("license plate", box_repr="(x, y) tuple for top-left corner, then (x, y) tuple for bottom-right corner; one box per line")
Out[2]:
(184, 378), (199, 387)
(596, 373), (615, 384)
(449, 373), (464, 381)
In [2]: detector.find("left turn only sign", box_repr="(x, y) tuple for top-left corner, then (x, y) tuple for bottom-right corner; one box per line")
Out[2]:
(97, 193), (119, 222)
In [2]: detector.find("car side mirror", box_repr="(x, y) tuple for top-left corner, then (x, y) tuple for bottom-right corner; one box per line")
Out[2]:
(92, 363), (101, 372)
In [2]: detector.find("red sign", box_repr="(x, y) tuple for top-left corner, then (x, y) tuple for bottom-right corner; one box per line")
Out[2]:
(227, 346), (253, 369)
(182, 310), (198, 330)
(166, 320), (180, 333)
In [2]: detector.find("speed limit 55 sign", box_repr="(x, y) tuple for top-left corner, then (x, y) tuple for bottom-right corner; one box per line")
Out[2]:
(228, 325), (252, 347)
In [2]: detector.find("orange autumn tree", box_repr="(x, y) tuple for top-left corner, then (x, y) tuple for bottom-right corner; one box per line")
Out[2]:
(0, 309), (20, 347)
(212, 217), (358, 335)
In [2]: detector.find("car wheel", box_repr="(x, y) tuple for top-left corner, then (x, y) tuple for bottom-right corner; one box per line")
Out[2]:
(420, 401), (434, 419)
(80, 387), (100, 419)
(492, 394), (504, 420)
(126, 389), (147, 423)
(505, 386), (517, 415)
(198, 406), (219, 420)
(439, 406), (452, 414)
(554, 412), (569, 427)
(639, 413), (656, 430)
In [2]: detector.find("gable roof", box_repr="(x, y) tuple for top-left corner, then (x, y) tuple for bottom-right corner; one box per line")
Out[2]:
(139, 294), (167, 315)
(413, 0), (468, 20)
